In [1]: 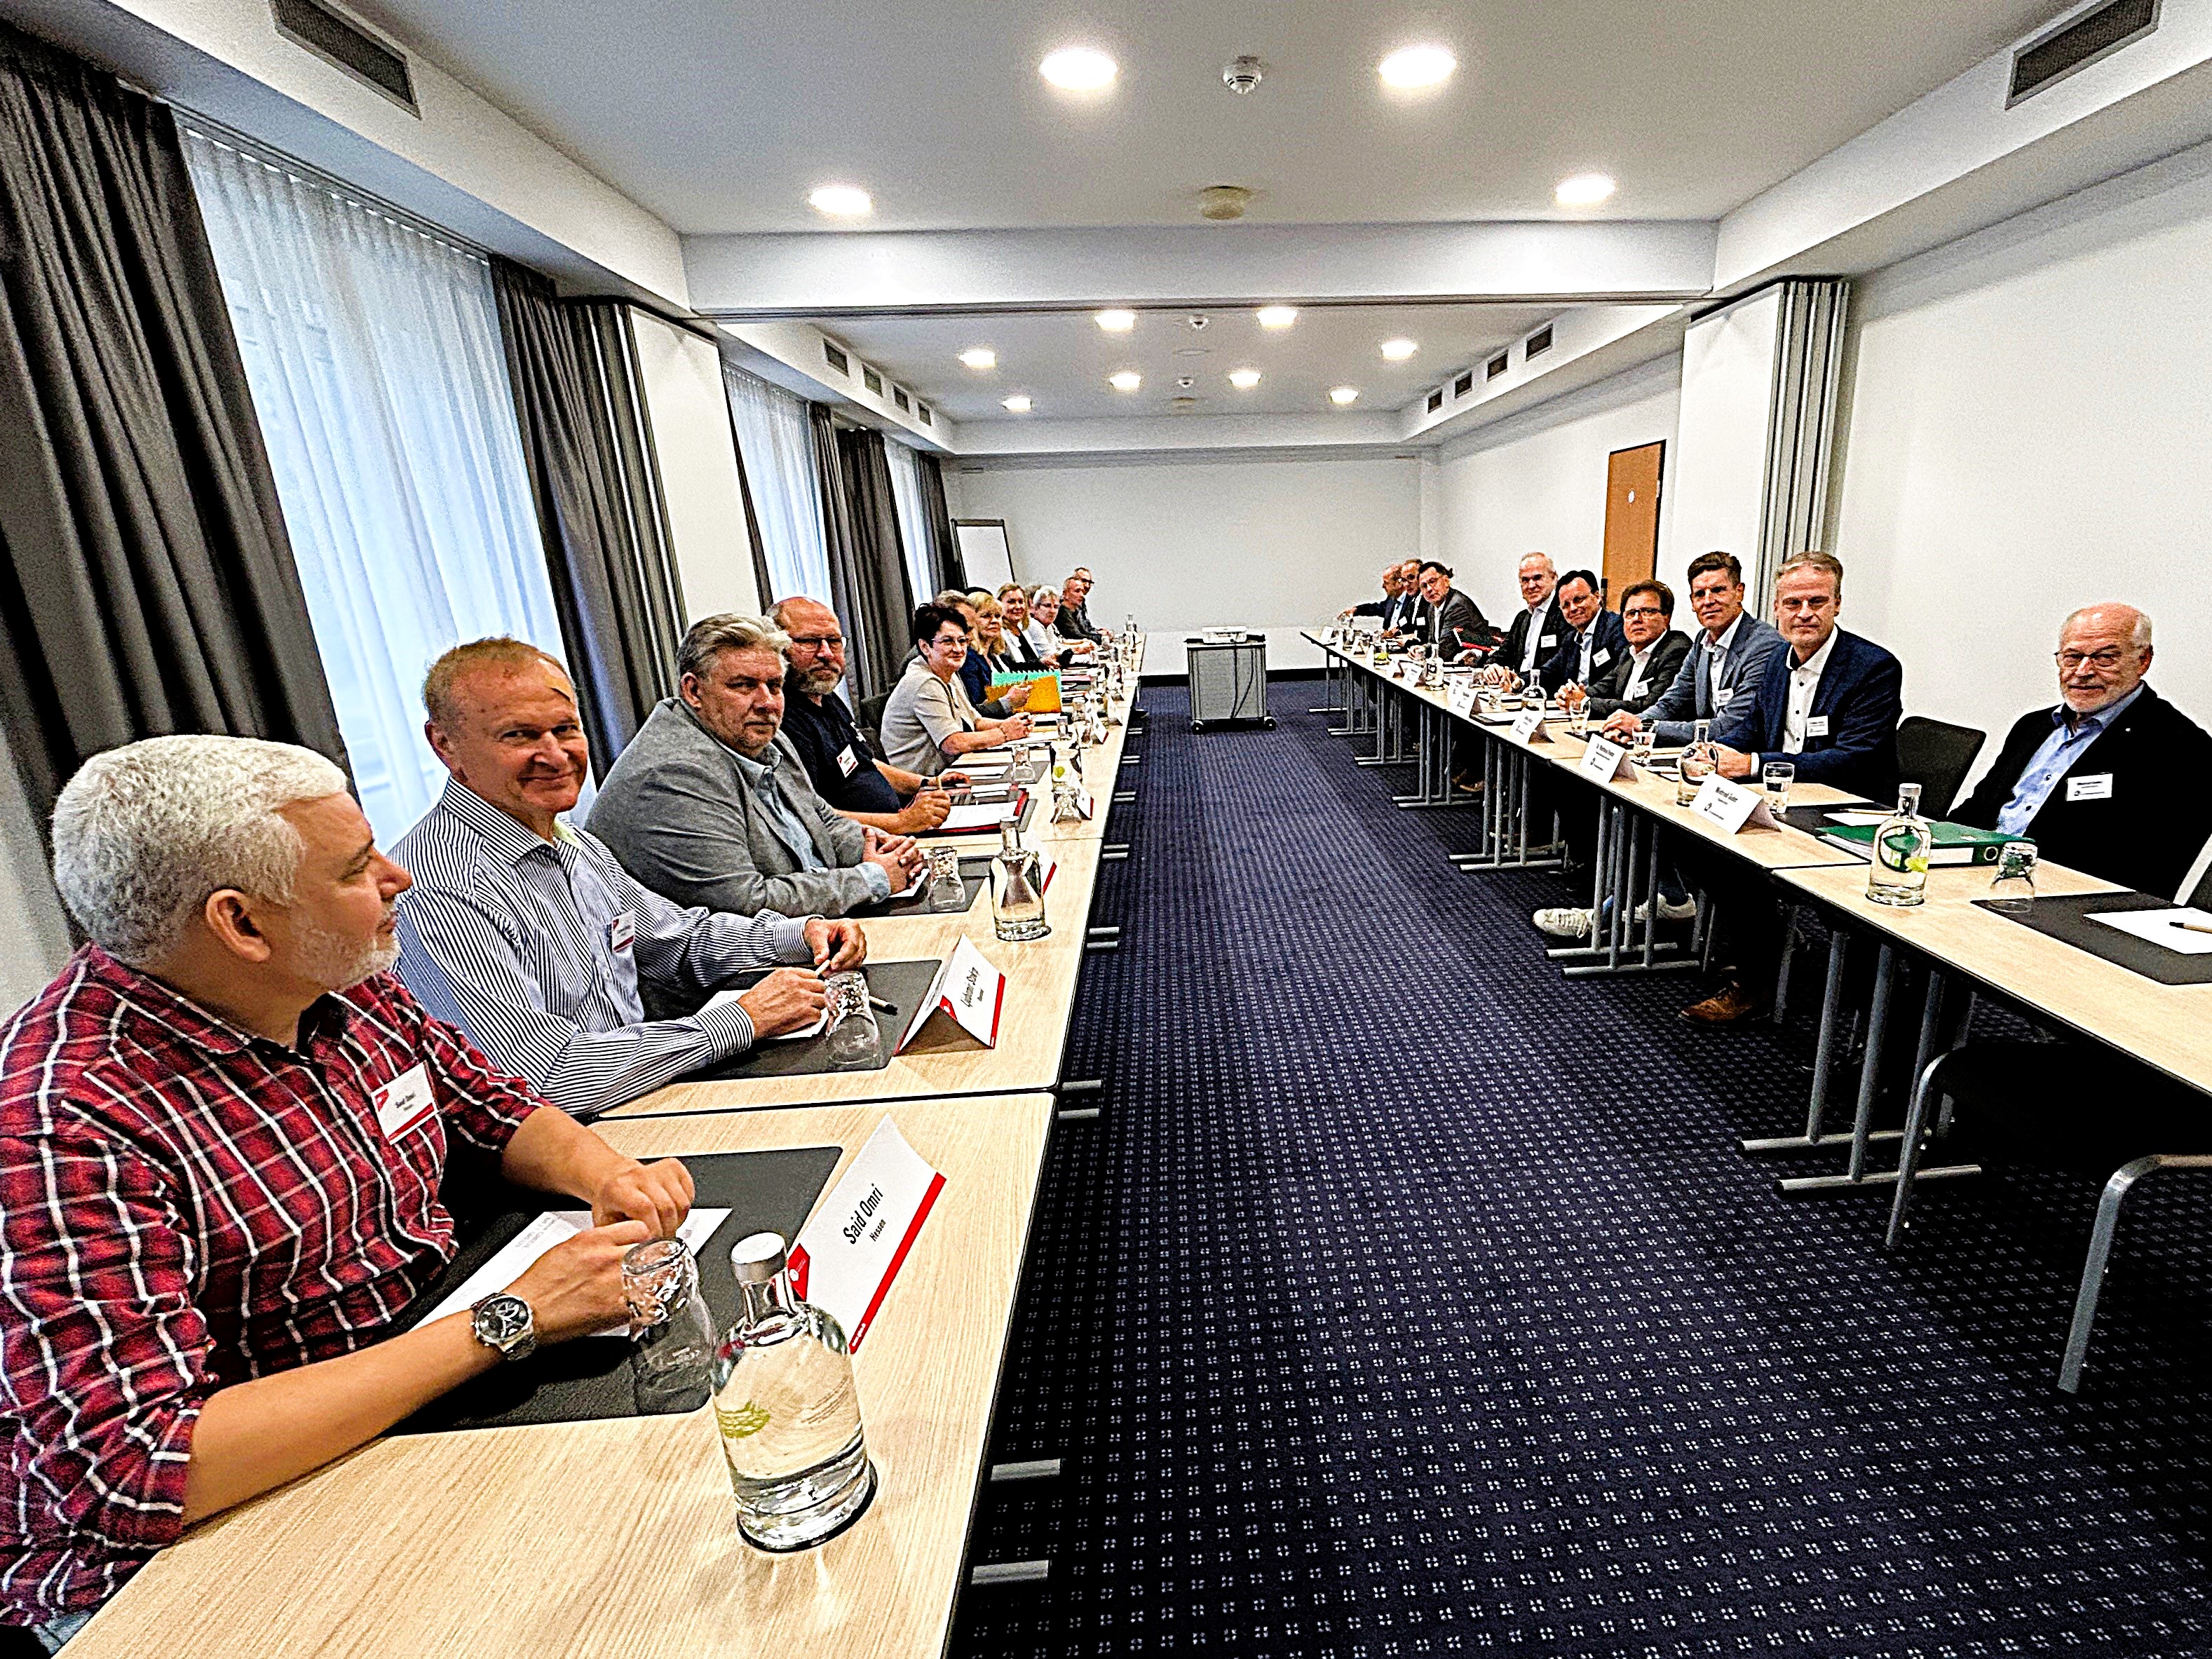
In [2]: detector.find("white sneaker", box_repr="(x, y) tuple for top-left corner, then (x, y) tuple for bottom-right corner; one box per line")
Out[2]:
(1633, 895), (1699, 924)
(1533, 907), (1594, 940)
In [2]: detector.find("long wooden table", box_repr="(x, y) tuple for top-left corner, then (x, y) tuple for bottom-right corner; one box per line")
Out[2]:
(70, 1092), (1057, 1659)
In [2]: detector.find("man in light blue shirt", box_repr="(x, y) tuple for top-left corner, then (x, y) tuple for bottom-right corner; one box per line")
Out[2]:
(1993, 686), (2145, 834)
(392, 638), (865, 1119)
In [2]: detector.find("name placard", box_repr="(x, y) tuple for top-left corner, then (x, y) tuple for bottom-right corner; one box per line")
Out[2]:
(1447, 683), (1479, 717)
(1689, 775), (1782, 833)
(1578, 735), (1636, 782)
(789, 1116), (946, 1354)
(897, 936), (1006, 1051)
(1509, 707), (1550, 743)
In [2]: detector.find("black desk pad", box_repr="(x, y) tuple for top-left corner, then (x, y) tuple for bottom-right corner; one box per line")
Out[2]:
(392, 1146), (842, 1433)
(915, 789), (1033, 841)
(860, 855), (990, 917)
(1782, 799), (1879, 841)
(1974, 890), (2212, 986)
(690, 958), (944, 1081)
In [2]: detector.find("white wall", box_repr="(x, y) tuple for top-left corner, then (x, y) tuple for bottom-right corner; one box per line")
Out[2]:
(629, 310), (761, 621)
(1829, 143), (2212, 787)
(946, 454), (1423, 671)
(1430, 356), (1681, 624)
(1659, 290), (1780, 602)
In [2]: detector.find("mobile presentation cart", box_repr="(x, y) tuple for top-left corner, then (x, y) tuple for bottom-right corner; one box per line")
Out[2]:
(1184, 632), (1272, 732)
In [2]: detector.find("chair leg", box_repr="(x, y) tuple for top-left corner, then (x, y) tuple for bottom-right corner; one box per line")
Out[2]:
(1884, 1052), (1952, 1248)
(2058, 1153), (2212, 1393)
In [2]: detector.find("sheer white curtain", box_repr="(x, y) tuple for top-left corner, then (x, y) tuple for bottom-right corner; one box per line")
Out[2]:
(183, 128), (575, 845)
(722, 363), (832, 607)
(885, 439), (937, 603)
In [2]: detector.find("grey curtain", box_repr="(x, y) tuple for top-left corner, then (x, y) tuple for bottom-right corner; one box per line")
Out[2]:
(728, 412), (778, 616)
(808, 405), (909, 702)
(491, 262), (684, 771)
(0, 21), (347, 837)
(917, 452), (966, 592)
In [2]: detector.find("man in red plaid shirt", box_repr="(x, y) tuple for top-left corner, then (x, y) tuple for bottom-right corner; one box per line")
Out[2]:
(0, 736), (699, 1647)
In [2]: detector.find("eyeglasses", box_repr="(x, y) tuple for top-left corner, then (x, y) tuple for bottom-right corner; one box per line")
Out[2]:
(1622, 607), (1664, 620)
(929, 634), (968, 649)
(2056, 648), (2127, 671)
(786, 633), (844, 650)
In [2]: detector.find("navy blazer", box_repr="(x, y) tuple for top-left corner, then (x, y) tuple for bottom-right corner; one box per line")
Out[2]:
(1538, 610), (1629, 695)
(1716, 627), (1902, 800)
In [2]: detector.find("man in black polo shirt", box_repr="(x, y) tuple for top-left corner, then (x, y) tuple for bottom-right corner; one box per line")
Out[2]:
(771, 596), (963, 834)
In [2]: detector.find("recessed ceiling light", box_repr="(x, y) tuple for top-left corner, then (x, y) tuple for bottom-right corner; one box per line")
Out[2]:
(1555, 172), (1617, 208)
(1108, 370), (1142, 391)
(1256, 306), (1298, 330)
(1040, 47), (1117, 92)
(1002, 395), (1033, 413)
(958, 347), (997, 370)
(1329, 386), (1360, 406)
(1095, 309), (1136, 332)
(1380, 338), (1418, 361)
(1228, 367), (1261, 390)
(808, 184), (873, 218)
(1378, 45), (1456, 89)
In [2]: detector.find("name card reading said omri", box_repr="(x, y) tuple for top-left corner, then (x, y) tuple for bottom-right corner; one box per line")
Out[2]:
(789, 1116), (946, 1353)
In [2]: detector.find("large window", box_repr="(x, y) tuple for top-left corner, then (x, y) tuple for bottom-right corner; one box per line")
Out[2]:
(183, 127), (576, 845)
(722, 363), (833, 608)
(885, 438), (936, 603)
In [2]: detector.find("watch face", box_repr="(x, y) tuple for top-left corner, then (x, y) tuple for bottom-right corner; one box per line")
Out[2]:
(474, 1292), (533, 1353)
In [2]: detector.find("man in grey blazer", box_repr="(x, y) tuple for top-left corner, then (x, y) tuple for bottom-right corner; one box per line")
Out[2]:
(1602, 550), (1787, 747)
(589, 614), (924, 919)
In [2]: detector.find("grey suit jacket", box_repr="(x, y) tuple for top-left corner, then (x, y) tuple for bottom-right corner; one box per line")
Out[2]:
(587, 698), (883, 918)
(1643, 615), (1789, 745)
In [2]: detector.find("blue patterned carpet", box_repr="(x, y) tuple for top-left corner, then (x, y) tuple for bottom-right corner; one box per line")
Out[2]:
(951, 682), (2212, 1658)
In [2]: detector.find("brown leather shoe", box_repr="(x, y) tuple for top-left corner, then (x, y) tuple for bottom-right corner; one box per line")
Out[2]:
(1678, 982), (1766, 1024)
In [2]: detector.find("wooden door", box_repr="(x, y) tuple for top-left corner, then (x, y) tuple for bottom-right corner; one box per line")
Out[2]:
(1601, 442), (1664, 602)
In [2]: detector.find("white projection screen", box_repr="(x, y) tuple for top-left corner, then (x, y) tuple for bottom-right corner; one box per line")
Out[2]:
(954, 520), (1015, 590)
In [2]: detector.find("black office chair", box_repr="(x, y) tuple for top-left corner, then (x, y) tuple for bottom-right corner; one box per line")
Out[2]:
(1886, 1041), (2212, 1391)
(1895, 715), (1986, 818)
(859, 689), (895, 749)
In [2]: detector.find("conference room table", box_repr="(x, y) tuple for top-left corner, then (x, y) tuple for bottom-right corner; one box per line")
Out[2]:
(68, 1090), (1059, 1659)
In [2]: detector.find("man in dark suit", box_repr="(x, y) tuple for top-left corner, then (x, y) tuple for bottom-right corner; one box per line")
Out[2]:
(1575, 579), (1690, 719)
(1414, 560), (1492, 662)
(1953, 602), (2212, 898)
(1603, 550), (1789, 747)
(1537, 569), (1627, 696)
(1683, 552), (1903, 1024)
(1488, 553), (1563, 686)
(1343, 560), (1412, 623)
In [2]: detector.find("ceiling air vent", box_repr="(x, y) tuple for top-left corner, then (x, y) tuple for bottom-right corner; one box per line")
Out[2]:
(1487, 353), (1509, 381)
(1453, 370), (1474, 398)
(2011, 0), (2158, 105)
(272, 0), (417, 114)
(862, 365), (883, 395)
(1524, 325), (1554, 361)
(1426, 388), (1445, 413)
(916, 403), (933, 426)
(893, 386), (911, 412)
(822, 341), (849, 375)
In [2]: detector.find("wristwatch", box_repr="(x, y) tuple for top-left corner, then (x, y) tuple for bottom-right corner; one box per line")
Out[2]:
(469, 1292), (537, 1362)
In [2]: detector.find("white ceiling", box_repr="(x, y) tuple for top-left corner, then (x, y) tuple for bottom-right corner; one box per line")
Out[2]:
(816, 304), (1563, 421)
(353, 0), (2063, 236)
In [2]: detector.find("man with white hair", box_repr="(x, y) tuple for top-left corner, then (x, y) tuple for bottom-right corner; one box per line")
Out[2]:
(0, 736), (696, 1643)
(1953, 602), (2212, 897)
(392, 638), (864, 1120)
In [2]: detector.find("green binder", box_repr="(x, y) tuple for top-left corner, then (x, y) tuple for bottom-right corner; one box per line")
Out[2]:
(1814, 818), (2023, 867)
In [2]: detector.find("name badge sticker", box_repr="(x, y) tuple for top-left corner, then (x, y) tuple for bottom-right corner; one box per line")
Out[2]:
(835, 744), (860, 778)
(1540, 633), (1559, 649)
(1714, 689), (1734, 708)
(609, 912), (635, 952)
(1592, 649), (1612, 669)
(1805, 715), (1831, 738)
(373, 1064), (437, 1140)
(2067, 773), (2115, 801)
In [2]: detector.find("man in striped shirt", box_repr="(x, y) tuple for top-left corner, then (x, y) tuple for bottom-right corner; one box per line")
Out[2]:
(0, 736), (694, 1644)
(393, 639), (864, 1120)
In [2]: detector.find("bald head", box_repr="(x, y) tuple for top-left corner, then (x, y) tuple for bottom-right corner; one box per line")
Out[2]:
(2056, 602), (2153, 717)
(1517, 553), (1556, 609)
(771, 595), (849, 698)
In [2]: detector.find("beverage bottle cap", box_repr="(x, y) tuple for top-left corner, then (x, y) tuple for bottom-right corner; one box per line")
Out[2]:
(730, 1231), (787, 1282)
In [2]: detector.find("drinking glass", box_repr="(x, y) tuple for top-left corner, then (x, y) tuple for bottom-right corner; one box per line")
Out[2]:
(1988, 840), (2039, 912)
(1630, 727), (1656, 766)
(924, 846), (965, 912)
(822, 970), (881, 1068)
(1761, 761), (1796, 814)
(623, 1238), (715, 1413)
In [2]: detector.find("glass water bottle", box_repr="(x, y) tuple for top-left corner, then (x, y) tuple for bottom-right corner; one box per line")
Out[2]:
(992, 819), (1050, 940)
(711, 1232), (876, 1552)
(1866, 783), (1932, 907)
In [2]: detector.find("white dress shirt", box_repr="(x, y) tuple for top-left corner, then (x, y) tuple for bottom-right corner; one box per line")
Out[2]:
(1623, 642), (1660, 700)
(1781, 630), (1838, 754)
(1517, 597), (1557, 675)
(1705, 614), (1746, 715)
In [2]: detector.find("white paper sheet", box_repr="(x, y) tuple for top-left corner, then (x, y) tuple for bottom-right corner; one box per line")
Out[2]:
(421, 1207), (732, 1334)
(1824, 811), (1887, 827)
(2088, 907), (2212, 955)
(700, 984), (829, 1041)
(942, 799), (1020, 832)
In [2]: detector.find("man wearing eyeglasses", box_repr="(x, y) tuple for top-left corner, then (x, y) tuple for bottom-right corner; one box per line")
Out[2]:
(879, 603), (1034, 778)
(1953, 602), (2212, 898)
(1568, 579), (1690, 719)
(769, 596), (963, 836)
